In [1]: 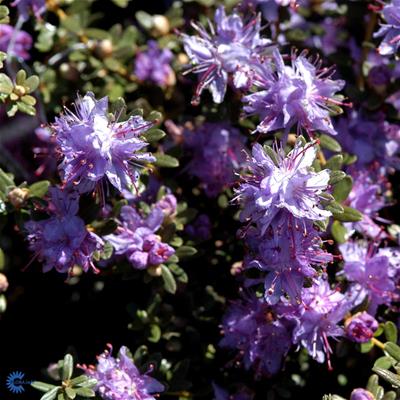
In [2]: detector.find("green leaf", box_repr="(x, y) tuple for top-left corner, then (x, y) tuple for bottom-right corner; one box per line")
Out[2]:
(0, 73), (13, 94)
(374, 356), (395, 370)
(148, 110), (162, 123)
(326, 201), (344, 214)
(384, 342), (400, 362)
(0, 248), (4, 269)
(111, 0), (130, 7)
(0, 51), (6, 68)
(263, 145), (279, 166)
(135, 10), (153, 30)
(24, 75), (40, 92)
(21, 95), (36, 106)
(333, 206), (363, 222)
(333, 176), (353, 203)
(74, 387), (96, 397)
(31, 381), (58, 392)
(382, 391), (397, 400)
(62, 354), (74, 381)
(35, 23), (56, 52)
(143, 128), (166, 143)
(40, 387), (60, 400)
(169, 263), (188, 283)
(331, 221), (348, 244)
(325, 154), (343, 171)
(75, 377), (97, 388)
(319, 134), (342, 152)
(175, 246), (197, 259)
(372, 367), (400, 388)
(148, 324), (161, 343)
(29, 180), (50, 198)
(65, 387), (76, 399)
(16, 69), (26, 85)
(0, 294), (6, 313)
(385, 322), (398, 343)
(329, 171), (346, 185)
(366, 374), (380, 393)
(16, 101), (36, 116)
(161, 264), (177, 294)
(154, 153), (179, 168)
(361, 340), (374, 353)
(313, 218), (329, 232)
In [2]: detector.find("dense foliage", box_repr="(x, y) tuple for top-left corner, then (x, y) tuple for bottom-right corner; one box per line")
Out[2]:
(1, 0), (400, 399)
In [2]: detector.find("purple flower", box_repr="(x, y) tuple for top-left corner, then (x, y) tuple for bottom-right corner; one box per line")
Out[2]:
(155, 194), (177, 217)
(336, 110), (400, 170)
(213, 383), (254, 400)
(292, 279), (350, 367)
(220, 294), (293, 376)
(242, 50), (345, 136)
(345, 169), (386, 238)
(185, 214), (212, 241)
(0, 24), (32, 60)
(83, 345), (164, 400)
(105, 205), (175, 270)
(53, 92), (155, 194)
(350, 389), (375, 400)
(344, 312), (378, 343)
(237, 141), (331, 234)
(185, 122), (246, 197)
(11, 0), (46, 21)
(25, 187), (103, 274)
(182, 6), (271, 104)
(374, 0), (400, 56)
(241, 0), (297, 22)
(339, 241), (397, 315)
(246, 213), (332, 304)
(134, 41), (175, 86)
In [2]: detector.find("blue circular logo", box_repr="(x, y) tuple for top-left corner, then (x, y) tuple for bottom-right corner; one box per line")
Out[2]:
(6, 371), (28, 394)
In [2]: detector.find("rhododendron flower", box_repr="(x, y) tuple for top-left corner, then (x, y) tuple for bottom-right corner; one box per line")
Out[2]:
(345, 312), (378, 343)
(182, 6), (271, 104)
(185, 122), (246, 197)
(242, 50), (345, 136)
(339, 241), (397, 314)
(134, 40), (175, 86)
(53, 92), (155, 194)
(374, 0), (400, 56)
(25, 187), (103, 274)
(220, 294), (293, 376)
(11, 0), (46, 21)
(105, 205), (175, 270)
(83, 345), (164, 400)
(291, 280), (350, 367)
(237, 141), (331, 233)
(246, 213), (332, 304)
(0, 24), (32, 60)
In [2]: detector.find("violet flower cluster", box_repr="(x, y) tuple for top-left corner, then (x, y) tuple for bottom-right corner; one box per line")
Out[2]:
(182, 6), (271, 104)
(221, 140), (353, 373)
(185, 122), (246, 197)
(0, 24), (32, 60)
(24, 92), (159, 275)
(25, 187), (103, 274)
(82, 345), (164, 400)
(105, 204), (175, 270)
(53, 92), (155, 194)
(134, 40), (175, 87)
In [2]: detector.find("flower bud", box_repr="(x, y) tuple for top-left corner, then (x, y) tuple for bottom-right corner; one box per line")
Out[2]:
(0, 273), (9, 292)
(345, 312), (378, 343)
(350, 389), (374, 400)
(7, 187), (29, 209)
(152, 15), (170, 36)
(148, 265), (162, 277)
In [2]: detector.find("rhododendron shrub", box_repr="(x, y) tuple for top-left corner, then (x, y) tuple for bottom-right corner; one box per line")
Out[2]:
(1, 1), (400, 400)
